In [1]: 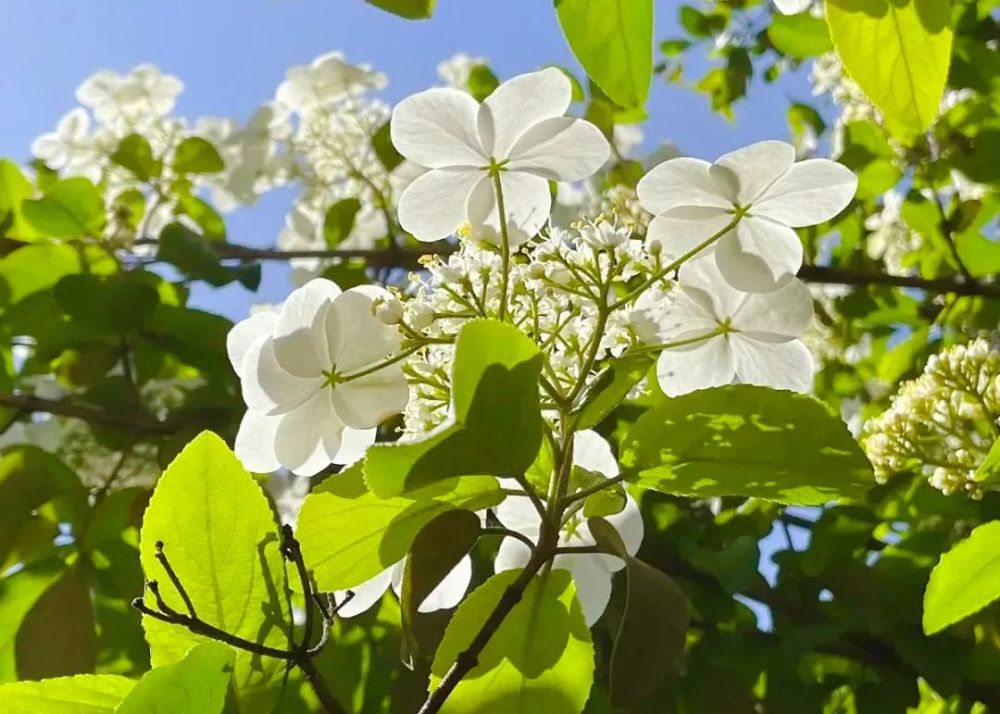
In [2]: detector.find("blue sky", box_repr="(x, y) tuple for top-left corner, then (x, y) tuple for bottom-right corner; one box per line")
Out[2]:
(2, 1), (819, 625)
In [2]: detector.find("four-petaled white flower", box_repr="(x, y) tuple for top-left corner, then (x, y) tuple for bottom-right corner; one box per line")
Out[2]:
(391, 67), (610, 246)
(76, 65), (183, 125)
(31, 108), (97, 179)
(637, 140), (857, 293)
(495, 430), (643, 626)
(227, 279), (408, 476)
(654, 257), (815, 397)
(334, 554), (473, 618)
(275, 52), (385, 112)
(773, 0), (812, 15)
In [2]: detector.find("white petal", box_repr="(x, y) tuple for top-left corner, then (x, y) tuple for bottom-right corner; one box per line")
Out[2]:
(563, 557), (613, 626)
(506, 117), (609, 181)
(466, 171), (550, 247)
(733, 278), (813, 339)
(637, 157), (731, 214)
(234, 410), (281, 474)
(327, 286), (403, 373)
(274, 391), (344, 477)
(714, 216), (803, 293)
(710, 140), (796, 205)
(335, 568), (393, 618)
(774, 0), (813, 14)
(272, 279), (340, 378)
(495, 494), (542, 537)
(390, 88), (484, 168)
(606, 495), (643, 559)
(676, 255), (748, 319)
(731, 337), (815, 393)
(656, 336), (736, 397)
(657, 291), (720, 340)
(397, 168), (482, 242)
(495, 537), (533, 573)
(753, 159), (858, 227)
(479, 67), (571, 159)
(241, 335), (324, 415)
(227, 311), (278, 377)
(331, 427), (376, 466)
(573, 430), (619, 478)
(390, 556), (472, 613)
(645, 207), (735, 262)
(330, 364), (408, 430)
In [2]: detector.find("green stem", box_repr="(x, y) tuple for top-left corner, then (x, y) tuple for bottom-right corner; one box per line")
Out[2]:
(491, 170), (512, 322)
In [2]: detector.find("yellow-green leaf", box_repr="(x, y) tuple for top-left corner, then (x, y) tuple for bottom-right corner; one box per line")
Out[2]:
(923, 521), (1000, 634)
(0, 673), (134, 713)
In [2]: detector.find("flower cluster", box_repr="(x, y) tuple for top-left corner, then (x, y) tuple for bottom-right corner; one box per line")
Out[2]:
(864, 338), (1000, 498)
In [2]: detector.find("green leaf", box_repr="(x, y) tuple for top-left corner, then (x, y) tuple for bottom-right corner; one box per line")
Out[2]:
(0, 159), (41, 241)
(365, 0), (435, 19)
(172, 137), (225, 175)
(589, 517), (688, 706)
(297, 463), (501, 591)
(825, 0), (954, 139)
(158, 223), (259, 290)
(0, 243), (84, 308)
(0, 674), (134, 713)
(555, 0), (654, 108)
(21, 178), (105, 238)
(429, 569), (594, 713)
(53, 274), (160, 334)
(139, 431), (290, 713)
(923, 521), (1000, 635)
(176, 193), (226, 241)
(574, 353), (653, 430)
(372, 121), (403, 172)
(116, 642), (235, 714)
(0, 558), (67, 682)
(110, 134), (162, 181)
(975, 437), (1000, 486)
(365, 319), (543, 498)
(620, 385), (874, 505)
(399, 509), (480, 661)
(768, 12), (833, 59)
(323, 198), (362, 247)
(466, 64), (500, 102)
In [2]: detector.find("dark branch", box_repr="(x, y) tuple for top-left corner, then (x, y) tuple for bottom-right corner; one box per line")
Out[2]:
(0, 393), (175, 435)
(797, 265), (1000, 298)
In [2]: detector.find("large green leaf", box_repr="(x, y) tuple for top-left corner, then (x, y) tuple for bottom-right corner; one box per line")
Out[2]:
(110, 134), (163, 181)
(619, 385), (874, 505)
(589, 517), (688, 706)
(825, 0), (954, 139)
(574, 353), (653, 430)
(0, 558), (67, 682)
(365, 0), (435, 19)
(21, 177), (104, 238)
(365, 320), (543, 498)
(158, 223), (259, 290)
(172, 137), (225, 175)
(923, 521), (1000, 635)
(0, 243), (84, 308)
(429, 569), (594, 713)
(297, 463), (501, 591)
(768, 12), (833, 59)
(0, 159), (41, 241)
(139, 431), (289, 713)
(0, 673), (134, 713)
(555, 0), (653, 109)
(116, 642), (235, 714)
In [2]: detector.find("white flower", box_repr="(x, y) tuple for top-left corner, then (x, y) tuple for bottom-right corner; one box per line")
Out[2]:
(637, 140), (857, 293)
(31, 109), (97, 178)
(654, 257), (815, 397)
(334, 555), (472, 618)
(773, 0), (812, 14)
(494, 430), (643, 626)
(227, 279), (408, 476)
(391, 68), (610, 246)
(276, 52), (385, 112)
(76, 65), (183, 125)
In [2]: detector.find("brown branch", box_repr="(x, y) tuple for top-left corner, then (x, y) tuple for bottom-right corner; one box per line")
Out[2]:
(797, 265), (1000, 298)
(0, 393), (175, 435)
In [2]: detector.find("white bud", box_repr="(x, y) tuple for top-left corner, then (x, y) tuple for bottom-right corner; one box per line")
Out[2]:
(527, 262), (546, 279)
(373, 295), (404, 325)
(409, 303), (435, 330)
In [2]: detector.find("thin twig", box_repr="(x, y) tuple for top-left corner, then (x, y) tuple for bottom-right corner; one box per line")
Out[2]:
(480, 527), (538, 553)
(0, 393), (175, 435)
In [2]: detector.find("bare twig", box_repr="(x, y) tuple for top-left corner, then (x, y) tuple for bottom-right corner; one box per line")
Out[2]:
(0, 393), (175, 435)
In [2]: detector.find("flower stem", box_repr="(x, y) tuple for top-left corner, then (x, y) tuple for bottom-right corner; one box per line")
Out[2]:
(491, 170), (512, 322)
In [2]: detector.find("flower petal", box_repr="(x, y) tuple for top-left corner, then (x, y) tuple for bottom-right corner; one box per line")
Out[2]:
(753, 159), (858, 227)
(466, 171), (550, 247)
(573, 430), (619, 478)
(390, 555), (472, 613)
(327, 286), (403, 373)
(330, 364), (408, 429)
(714, 215), (803, 293)
(390, 88), (484, 168)
(397, 168), (482, 242)
(227, 310), (278, 377)
(710, 140), (796, 205)
(774, 0), (813, 15)
(637, 157), (731, 214)
(656, 336), (736, 397)
(562, 556), (613, 626)
(335, 567), (393, 618)
(606, 494), (643, 559)
(274, 390), (344, 477)
(234, 410), (281, 474)
(506, 116), (609, 181)
(676, 255), (749, 319)
(645, 207), (735, 261)
(241, 335), (324, 415)
(331, 427), (376, 466)
(731, 337), (814, 393)
(495, 536), (533, 573)
(478, 67), (571, 159)
(733, 278), (813, 339)
(495, 492), (543, 537)
(272, 279), (340, 378)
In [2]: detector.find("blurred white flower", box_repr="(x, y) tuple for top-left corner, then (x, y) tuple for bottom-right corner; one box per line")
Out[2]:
(276, 52), (385, 112)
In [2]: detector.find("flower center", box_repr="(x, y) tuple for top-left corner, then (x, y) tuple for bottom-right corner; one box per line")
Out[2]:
(482, 157), (509, 175)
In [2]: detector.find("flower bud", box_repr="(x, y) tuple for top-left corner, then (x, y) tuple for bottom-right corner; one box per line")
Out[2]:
(527, 262), (546, 279)
(373, 295), (404, 325)
(408, 303), (435, 330)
